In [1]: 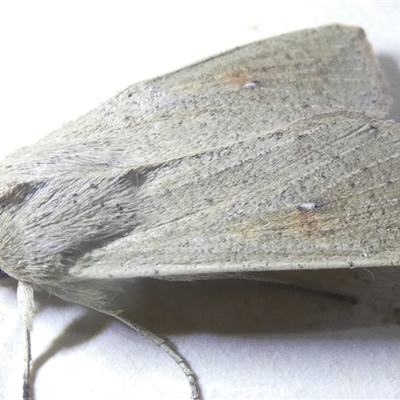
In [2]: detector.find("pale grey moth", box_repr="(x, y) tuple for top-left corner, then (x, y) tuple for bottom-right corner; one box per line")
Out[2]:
(0, 24), (399, 399)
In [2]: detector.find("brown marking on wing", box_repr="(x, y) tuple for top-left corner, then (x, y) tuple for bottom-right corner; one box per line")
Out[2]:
(289, 208), (333, 238)
(221, 69), (257, 86)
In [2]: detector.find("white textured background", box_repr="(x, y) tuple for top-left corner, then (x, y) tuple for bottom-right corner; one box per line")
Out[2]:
(1, 1), (400, 399)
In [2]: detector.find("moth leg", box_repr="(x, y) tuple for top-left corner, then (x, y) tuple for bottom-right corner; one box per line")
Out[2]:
(159, 272), (357, 304)
(99, 309), (199, 399)
(229, 271), (357, 304)
(17, 282), (35, 400)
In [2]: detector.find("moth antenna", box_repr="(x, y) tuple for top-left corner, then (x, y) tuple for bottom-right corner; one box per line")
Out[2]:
(101, 309), (199, 399)
(17, 282), (34, 400)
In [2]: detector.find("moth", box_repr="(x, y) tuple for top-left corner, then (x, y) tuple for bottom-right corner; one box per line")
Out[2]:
(0, 24), (399, 399)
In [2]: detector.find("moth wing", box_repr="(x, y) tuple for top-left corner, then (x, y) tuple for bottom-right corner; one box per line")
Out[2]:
(1, 24), (390, 182)
(69, 112), (400, 281)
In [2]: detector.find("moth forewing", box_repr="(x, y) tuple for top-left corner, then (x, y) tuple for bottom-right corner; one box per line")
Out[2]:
(69, 112), (400, 281)
(1, 25), (390, 179)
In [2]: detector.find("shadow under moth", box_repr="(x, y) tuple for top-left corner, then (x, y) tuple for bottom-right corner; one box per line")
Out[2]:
(0, 24), (399, 399)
